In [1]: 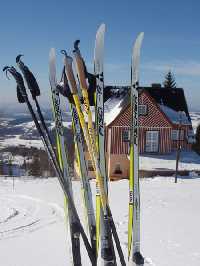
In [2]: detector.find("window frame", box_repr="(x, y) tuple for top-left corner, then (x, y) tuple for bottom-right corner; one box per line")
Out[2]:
(171, 129), (184, 141)
(122, 129), (130, 142)
(145, 130), (159, 153)
(138, 104), (148, 116)
(187, 129), (194, 137)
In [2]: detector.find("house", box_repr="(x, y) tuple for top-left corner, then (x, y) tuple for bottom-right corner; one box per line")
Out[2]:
(83, 84), (195, 180)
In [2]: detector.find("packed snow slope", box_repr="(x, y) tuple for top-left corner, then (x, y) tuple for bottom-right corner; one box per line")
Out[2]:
(0, 176), (199, 266)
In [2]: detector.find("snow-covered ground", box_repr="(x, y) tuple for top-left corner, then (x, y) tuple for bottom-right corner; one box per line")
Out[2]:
(50, 121), (72, 130)
(0, 135), (43, 149)
(0, 176), (200, 266)
(140, 151), (200, 171)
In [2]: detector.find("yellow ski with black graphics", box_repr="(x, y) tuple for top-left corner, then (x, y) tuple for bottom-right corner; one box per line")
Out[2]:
(63, 46), (125, 265)
(49, 48), (82, 266)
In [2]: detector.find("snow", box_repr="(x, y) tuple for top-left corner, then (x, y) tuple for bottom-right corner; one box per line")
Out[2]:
(104, 96), (124, 125)
(159, 105), (190, 125)
(13, 121), (36, 131)
(0, 135), (43, 150)
(12, 155), (27, 166)
(140, 151), (200, 171)
(0, 176), (200, 265)
(79, 96), (124, 125)
(50, 121), (72, 130)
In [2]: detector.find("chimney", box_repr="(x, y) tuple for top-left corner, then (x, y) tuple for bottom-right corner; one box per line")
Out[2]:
(151, 83), (162, 88)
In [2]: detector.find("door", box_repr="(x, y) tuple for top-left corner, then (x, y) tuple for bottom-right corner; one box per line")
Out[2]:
(146, 131), (159, 153)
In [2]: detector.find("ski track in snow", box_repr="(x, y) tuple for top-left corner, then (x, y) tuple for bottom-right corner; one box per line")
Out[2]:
(0, 177), (200, 265)
(0, 194), (64, 240)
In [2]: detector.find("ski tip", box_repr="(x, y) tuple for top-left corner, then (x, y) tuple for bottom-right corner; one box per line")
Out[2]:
(16, 54), (24, 63)
(136, 32), (144, 44)
(49, 48), (56, 60)
(139, 32), (144, 37)
(132, 32), (144, 62)
(99, 23), (106, 32)
(96, 23), (106, 39)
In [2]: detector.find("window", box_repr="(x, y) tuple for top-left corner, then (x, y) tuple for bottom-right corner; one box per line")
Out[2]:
(139, 105), (147, 115)
(187, 129), (195, 144)
(146, 131), (159, 152)
(114, 164), (122, 174)
(87, 160), (94, 171)
(122, 129), (130, 142)
(171, 130), (184, 141)
(187, 136), (195, 144)
(188, 129), (194, 137)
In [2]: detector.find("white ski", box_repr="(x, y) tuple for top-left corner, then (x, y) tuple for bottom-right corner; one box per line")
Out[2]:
(128, 32), (144, 266)
(94, 23), (116, 265)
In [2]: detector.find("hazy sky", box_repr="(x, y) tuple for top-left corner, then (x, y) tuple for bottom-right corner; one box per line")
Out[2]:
(0, 0), (200, 111)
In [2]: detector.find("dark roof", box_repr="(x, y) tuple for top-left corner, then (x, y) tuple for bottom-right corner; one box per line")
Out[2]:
(140, 86), (190, 120)
(104, 85), (191, 122)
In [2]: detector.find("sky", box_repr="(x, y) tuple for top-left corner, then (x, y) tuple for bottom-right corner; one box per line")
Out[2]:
(0, 0), (200, 111)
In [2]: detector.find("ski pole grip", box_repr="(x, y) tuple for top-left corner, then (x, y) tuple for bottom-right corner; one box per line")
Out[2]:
(64, 56), (78, 94)
(73, 51), (88, 91)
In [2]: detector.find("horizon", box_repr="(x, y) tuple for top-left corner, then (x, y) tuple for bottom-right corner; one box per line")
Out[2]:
(0, 0), (200, 111)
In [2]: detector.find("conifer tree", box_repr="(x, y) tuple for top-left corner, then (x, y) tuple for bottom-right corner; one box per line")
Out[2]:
(163, 71), (176, 88)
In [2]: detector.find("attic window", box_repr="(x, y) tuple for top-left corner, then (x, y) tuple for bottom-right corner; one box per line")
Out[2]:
(171, 130), (184, 141)
(139, 105), (147, 115)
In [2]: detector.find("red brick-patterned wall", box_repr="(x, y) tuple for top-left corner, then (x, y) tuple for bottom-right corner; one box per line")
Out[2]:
(139, 92), (172, 127)
(106, 91), (192, 154)
(108, 91), (172, 128)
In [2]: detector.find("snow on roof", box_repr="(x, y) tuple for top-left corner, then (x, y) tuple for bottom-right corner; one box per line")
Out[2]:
(159, 104), (191, 125)
(104, 95), (124, 125)
(81, 94), (125, 125)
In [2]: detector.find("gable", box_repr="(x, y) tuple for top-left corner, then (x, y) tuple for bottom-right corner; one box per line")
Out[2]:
(139, 91), (172, 127)
(107, 90), (172, 127)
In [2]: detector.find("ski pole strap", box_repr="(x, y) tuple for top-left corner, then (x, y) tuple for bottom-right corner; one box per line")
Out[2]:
(16, 55), (40, 99)
(87, 72), (96, 106)
(56, 65), (74, 104)
(3, 66), (28, 102)
(16, 85), (26, 103)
